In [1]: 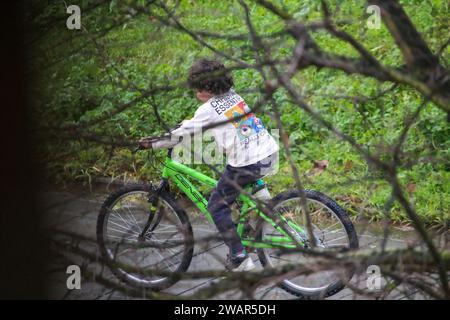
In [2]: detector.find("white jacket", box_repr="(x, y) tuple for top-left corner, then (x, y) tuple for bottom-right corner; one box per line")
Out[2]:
(157, 90), (279, 167)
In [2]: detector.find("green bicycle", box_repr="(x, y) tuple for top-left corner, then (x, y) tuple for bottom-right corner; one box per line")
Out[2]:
(97, 144), (359, 299)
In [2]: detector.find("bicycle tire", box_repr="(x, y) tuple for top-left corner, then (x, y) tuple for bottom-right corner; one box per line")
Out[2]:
(97, 183), (194, 290)
(256, 189), (359, 299)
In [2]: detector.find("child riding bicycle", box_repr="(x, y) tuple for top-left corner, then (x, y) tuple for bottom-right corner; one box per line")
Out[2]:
(140, 59), (279, 271)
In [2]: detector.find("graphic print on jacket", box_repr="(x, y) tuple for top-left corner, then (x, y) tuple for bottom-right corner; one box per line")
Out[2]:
(224, 100), (266, 143)
(172, 89), (279, 167)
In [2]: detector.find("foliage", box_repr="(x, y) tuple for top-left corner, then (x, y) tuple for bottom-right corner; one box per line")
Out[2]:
(30, 0), (449, 225)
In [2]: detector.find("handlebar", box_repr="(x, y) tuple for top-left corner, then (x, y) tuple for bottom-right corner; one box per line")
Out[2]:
(133, 143), (173, 159)
(133, 136), (158, 154)
(133, 134), (176, 157)
(134, 124), (181, 154)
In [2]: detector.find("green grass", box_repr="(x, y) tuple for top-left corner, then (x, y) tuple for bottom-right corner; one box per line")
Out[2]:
(31, 0), (449, 226)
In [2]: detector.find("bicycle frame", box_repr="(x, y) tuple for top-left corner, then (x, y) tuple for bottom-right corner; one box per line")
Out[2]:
(159, 150), (307, 249)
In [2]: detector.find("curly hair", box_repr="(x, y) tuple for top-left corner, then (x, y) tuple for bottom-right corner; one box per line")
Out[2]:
(187, 59), (234, 95)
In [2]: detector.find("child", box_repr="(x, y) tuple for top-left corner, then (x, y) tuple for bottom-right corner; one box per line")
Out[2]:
(141, 59), (279, 271)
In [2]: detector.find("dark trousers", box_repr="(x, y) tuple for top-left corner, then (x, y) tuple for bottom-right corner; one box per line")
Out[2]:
(207, 154), (276, 254)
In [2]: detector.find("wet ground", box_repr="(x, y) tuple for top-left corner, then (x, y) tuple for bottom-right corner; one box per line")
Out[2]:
(41, 183), (446, 300)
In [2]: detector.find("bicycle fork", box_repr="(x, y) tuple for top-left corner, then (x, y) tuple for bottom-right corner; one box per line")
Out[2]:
(138, 179), (169, 241)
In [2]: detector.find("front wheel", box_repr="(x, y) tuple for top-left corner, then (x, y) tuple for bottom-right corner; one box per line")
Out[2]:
(256, 189), (359, 299)
(97, 183), (194, 290)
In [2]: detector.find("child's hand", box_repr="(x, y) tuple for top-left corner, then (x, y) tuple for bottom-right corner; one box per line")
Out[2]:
(138, 137), (154, 149)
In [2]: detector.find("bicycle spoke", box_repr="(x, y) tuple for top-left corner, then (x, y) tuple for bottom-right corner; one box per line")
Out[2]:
(101, 190), (191, 287)
(124, 199), (143, 232)
(260, 194), (353, 295)
(110, 209), (137, 231)
(323, 235), (348, 243)
(107, 220), (140, 235)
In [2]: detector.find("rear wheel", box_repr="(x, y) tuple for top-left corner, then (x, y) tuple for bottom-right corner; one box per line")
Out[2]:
(97, 183), (194, 290)
(256, 189), (358, 299)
